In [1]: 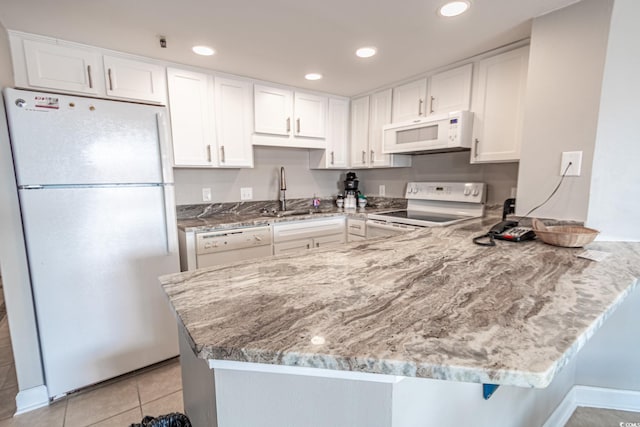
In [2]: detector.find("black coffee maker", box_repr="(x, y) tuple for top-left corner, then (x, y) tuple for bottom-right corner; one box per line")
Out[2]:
(343, 171), (360, 208)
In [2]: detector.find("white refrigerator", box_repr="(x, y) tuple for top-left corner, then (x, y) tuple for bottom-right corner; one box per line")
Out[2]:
(4, 88), (180, 398)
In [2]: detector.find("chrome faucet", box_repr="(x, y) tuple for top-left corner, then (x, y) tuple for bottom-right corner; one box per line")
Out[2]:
(279, 166), (287, 211)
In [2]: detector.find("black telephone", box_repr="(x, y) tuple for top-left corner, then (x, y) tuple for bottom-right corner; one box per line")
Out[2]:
(472, 199), (536, 246)
(489, 220), (536, 242)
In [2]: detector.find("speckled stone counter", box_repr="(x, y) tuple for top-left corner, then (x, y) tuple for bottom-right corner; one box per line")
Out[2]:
(176, 197), (406, 232)
(160, 216), (640, 389)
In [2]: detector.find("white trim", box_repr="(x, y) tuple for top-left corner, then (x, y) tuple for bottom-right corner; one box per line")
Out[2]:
(543, 386), (640, 427)
(14, 385), (49, 415)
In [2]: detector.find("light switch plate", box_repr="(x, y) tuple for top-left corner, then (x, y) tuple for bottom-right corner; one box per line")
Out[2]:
(240, 187), (253, 200)
(379, 185), (386, 197)
(561, 151), (582, 176)
(202, 188), (212, 202)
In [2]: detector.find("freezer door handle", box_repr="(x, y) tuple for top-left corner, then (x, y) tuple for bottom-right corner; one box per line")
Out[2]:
(161, 185), (179, 255)
(155, 113), (174, 184)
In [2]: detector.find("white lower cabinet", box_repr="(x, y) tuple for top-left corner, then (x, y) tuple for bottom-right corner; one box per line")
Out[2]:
(347, 218), (366, 242)
(273, 217), (346, 255)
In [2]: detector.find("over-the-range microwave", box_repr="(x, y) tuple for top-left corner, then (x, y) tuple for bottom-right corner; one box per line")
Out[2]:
(382, 110), (473, 154)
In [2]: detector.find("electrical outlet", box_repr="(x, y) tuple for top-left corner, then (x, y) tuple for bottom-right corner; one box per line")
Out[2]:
(379, 185), (386, 197)
(240, 187), (253, 200)
(561, 151), (582, 176)
(202, 188), (212, 202)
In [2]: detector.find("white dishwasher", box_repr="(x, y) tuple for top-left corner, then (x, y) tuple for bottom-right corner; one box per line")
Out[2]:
(195, 226), (272, 268)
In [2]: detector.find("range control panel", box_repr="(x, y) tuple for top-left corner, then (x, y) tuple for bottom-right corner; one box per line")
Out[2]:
(405, 182), (486, 203)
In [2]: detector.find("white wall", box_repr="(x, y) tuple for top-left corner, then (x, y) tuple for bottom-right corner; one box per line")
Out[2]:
(516, 0), (614, 221)
(0, 24), (47, 392)
(174, 147), (344, 205)
(585, 0), (640, 241)
(360, 151), (519, 205)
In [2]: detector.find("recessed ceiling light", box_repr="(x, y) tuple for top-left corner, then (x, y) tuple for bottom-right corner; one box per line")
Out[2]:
(439, 1), (470, 17)
(355, 47), (377, 58)
(192, 45), (215, 56)
(305, 73), (323, 81)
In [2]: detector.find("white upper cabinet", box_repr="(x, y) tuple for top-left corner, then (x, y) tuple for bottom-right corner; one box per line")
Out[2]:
(294, 92), (327, 138)
(428, 64), (473, 115)
(13, 33), (166, 104)
(351, 92), (411, 169)
(22, 39), (101, 95)
(103, 56), (166, 104)
(369, 89), (394, 168)
(391, 64), (473, 122)
(309, 97), (349, 169)
(253, 84), (328, 148)
(215, 77), (254, 168)
(392, 78), (427, 123)
(167, 68), (216, 167)
(350, 96), (371, 168)
(471, 46), (529, 163)
(253, 85), (293, 136)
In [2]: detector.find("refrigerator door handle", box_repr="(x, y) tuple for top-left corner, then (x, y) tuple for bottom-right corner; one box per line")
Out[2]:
(155, 113), (175, 184)
(161, 184), (179, 255)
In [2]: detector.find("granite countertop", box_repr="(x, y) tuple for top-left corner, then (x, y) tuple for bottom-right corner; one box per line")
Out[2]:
(176, 197), (406, 232)
(160, 215), (640, 388)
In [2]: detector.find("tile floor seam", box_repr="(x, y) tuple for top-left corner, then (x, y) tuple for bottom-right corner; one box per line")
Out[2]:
(141, 388), (184, 408)
(87, 406), (142, 427)
(62, 398), (69, 427)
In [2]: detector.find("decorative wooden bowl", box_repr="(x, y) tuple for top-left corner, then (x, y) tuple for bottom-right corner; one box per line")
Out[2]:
(532, 219), (599, 248)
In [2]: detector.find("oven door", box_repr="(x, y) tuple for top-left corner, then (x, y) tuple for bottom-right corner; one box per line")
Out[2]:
(367, 219), (418, 238)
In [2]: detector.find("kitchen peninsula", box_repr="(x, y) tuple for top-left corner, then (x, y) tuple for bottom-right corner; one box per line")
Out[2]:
(160, 215), (640, 427)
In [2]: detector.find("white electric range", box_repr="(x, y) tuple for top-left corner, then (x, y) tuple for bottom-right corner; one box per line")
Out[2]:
(367, 182), (486, 237)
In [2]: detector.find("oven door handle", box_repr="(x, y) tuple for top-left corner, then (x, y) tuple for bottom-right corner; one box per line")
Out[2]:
(367, 220), (417, 231)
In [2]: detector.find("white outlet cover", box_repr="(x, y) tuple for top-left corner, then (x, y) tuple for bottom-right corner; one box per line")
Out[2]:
(561, 151), (582, 176)
(240, 187), (253, 200)
(202, 187), (212, 202)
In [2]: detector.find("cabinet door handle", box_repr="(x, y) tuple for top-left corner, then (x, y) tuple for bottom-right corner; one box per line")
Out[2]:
(306, 243), (310, 249)
(206, 145), (212, 163)
(418, 98), (423, 116)
(286, 117), (291, 133)
(87, 65), (93, 89)
(220, 145), (226, 163)
(296, 118), (301, 134)
(315, 242), (320, 248)
(370, 150), (375, 164)
(108, 68), (114, 91)
(362, 150), (366, 164)
(474, 138), (479, 158)
(429, 96), (435, 114)
(330, 151), (334, 165)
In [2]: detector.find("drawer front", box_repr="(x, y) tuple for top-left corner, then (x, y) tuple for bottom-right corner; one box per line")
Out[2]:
(273, 217), (345, 243)
(347, 218), (366, 237)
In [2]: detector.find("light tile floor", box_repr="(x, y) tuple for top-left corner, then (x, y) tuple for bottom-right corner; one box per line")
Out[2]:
(0, 313), (183, 427)
(565, 406), (640, 426)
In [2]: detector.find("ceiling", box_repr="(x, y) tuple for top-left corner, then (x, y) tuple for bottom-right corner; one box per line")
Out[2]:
(0, 0), (581, 96)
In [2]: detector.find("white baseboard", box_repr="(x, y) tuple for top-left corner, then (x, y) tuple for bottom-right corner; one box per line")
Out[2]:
(14, 385), (49, 415)
(544, 386), (640, 427)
